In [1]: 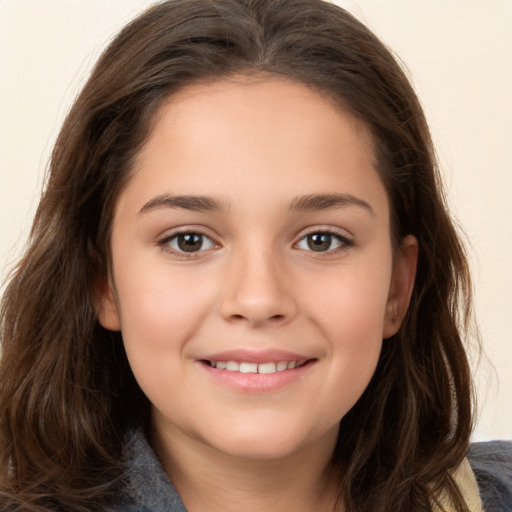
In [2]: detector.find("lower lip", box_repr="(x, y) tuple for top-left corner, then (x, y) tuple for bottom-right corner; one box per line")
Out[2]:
(198, 361), (315, 393)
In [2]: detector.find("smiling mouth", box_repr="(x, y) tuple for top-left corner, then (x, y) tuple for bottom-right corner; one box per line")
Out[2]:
(202, 360), (312, 374)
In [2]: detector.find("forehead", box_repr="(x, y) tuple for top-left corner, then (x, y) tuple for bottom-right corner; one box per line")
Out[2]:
(147, 77), (373, 154)
(120, 77), (388, 219)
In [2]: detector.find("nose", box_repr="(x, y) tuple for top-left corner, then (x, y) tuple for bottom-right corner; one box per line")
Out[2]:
(218, 247), (297, 328)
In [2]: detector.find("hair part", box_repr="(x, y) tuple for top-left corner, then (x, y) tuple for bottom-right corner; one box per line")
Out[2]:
(1, 1), (475, 510)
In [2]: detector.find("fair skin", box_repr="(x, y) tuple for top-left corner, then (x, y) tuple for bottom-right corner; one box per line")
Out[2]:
(97, 77), (417, 512)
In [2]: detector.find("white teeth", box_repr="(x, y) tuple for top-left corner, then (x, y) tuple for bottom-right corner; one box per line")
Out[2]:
(258, 362), (277, 374)
(226, 361), (240, 371)
(239, 362), (258, 373)
(209, 360), (304, 373)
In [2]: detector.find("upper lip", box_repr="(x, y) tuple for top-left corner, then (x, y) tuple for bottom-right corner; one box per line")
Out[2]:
(198, 349), (314, 364)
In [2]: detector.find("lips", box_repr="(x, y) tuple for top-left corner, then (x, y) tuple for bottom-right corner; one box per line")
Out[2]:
(198, 350), (316, 391)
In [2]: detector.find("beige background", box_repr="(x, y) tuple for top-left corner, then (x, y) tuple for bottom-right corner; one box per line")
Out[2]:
(0, 0), (510, 440)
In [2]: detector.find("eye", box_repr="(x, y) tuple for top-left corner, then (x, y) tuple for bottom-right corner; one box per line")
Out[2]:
(161, 232), (216, 253)
(296, 232), (351, 253)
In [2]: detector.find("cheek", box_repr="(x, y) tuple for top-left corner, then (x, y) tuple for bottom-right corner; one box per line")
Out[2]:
(322, 282), (385, 380)
(296, 260), (391, 413)
(113, 262), (217, 356)
(301, 257), (392, 342)
(113, 268), (219, 413)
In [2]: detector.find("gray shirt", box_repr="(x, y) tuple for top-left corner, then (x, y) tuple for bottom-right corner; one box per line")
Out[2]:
(112, 430), (512, 511)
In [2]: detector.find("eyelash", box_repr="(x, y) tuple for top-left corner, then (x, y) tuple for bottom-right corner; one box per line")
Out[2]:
(157, 230), (218, 259)
(295, 229), (354, 255)
(156, 228), (354, 258)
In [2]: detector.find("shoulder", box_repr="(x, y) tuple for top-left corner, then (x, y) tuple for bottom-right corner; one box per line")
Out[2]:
(468, 440), (512, 512)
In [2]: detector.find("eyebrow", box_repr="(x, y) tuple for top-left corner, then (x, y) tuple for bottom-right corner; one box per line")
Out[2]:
(138, 192), (374, 216)
(139, 194), (228, 214)
(289, 193), (374, 216)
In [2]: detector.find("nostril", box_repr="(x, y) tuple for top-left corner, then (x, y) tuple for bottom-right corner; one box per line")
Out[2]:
(228, 313), (286, 323)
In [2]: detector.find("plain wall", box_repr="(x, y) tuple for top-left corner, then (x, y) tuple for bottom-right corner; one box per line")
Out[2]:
(0, 0), (510, 440)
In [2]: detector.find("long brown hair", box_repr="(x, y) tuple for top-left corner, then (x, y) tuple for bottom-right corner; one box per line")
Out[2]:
(0, 0), (475, 510)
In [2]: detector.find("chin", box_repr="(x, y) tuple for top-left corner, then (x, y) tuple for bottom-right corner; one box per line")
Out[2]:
(213, 435), (306, 461)
(200, 419), (337, 462)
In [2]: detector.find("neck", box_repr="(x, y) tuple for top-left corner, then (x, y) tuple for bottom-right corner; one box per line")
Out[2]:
(150, 423), (342, 512)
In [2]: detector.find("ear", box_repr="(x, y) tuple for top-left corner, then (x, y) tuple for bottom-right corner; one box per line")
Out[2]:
(382, 234), (418, 339)
(94, 275), (121, 331)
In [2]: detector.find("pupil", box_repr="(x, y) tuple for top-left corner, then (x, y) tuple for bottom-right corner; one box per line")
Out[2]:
(308, 233), (331, 252)
(178, 233), (202, 252)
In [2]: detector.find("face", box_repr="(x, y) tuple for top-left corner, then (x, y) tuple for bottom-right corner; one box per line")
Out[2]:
(97, 77), (417, 462)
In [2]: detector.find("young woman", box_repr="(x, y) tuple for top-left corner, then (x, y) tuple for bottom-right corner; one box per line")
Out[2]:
(0, 1), (510, 511)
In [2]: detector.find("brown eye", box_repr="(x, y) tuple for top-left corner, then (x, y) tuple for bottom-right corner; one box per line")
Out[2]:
(307, 233), (332, 252)
(165, 232), (215, 253)
(296, 232), (349, 253)
(177, 233), (203, 252)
